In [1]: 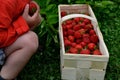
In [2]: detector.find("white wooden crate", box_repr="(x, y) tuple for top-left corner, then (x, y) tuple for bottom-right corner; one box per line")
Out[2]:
(58, 4), (109, 80)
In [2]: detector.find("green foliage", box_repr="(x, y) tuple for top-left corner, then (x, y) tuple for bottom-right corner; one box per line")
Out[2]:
(19, 0), (120, 80)
(34, 0), (59, 53)
(91, 1), (120, 80)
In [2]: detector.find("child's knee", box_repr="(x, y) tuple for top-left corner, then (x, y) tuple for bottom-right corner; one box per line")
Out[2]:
(23, 31), (39, 52)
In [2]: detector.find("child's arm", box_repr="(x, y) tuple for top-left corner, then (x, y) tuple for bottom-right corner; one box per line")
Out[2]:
(0, 16), (30, 48)
(0, 1), (30, 47)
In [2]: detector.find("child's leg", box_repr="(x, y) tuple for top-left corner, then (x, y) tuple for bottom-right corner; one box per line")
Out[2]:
(0, 31), (39, 80)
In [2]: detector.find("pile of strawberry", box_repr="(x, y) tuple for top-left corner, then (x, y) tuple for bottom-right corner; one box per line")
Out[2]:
(61, 11), (102, 55)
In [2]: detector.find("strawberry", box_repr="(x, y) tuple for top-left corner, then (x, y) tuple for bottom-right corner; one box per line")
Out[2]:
(73, 17), (81, 23)
(75, 39), (82, 44)
(68, 35), (74, 42)
(74, 31), (81, 39)
(88, 23), (93, 29)
(79, 29), (86, 35)
(71, 42), (77, 47)
(93, 49), (102, 55)
(83, 37), (90, 44)
(67, 29), (74, 36)
(83, 18), (90, 24)
(62, 24), (67, 31)
(88, 43), (96, 51)
(82, 34), (90, 44)
(80, 22), (86, 28)
(61, 11), (67, 17)
(80, 49), (90, 55)
(63, 31), (67, 37)
(63, 37), (67, 41)
(79, 17), (84, 22)
(80, 41), (87, 48)
(64, 39), (71, 47)
(89, 29), (96, 35)
(73, 24), (80, 31)
(75, 44), (83, 51)
(84, 24), (93, 32)
(90, 34), (99, 44)
(69, 47), (78, 54)
(71, 20), (76, 26)
(29, 2), (37, 16)
(66, 20), (73, 25)
(66, 24), (72, 29)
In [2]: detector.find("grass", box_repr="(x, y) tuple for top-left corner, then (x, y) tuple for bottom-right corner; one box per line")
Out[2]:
(92, 2), (120, 79)
(18, 0), (120, 80)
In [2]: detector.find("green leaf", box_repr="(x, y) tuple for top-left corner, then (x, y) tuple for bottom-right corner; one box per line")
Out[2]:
(101, 1), (114, 6)
(53, 35), (58, 43)
(75, 1), (86, 4)
(34, 0), (46, 7)
(46, 0), (51, 5)
(45, 4), (57, 12)
(46, 34), (52, 47)
(40, 9), (47, 15)
(47, 14), (58, 24)
(38, 21), (47, 37)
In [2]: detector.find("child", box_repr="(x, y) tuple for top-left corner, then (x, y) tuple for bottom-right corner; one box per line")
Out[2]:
(0, 0), (41, 80)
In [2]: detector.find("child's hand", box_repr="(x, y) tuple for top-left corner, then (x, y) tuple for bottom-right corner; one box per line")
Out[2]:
(22, 1), (42, 30)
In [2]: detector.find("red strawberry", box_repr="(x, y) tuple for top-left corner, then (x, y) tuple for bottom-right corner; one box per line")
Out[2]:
(64, 39), (71, 47)
(84, 24), (93, 32)
(79, 17), (84, 22)
(68, 35), (74, 42)
(74, 31), (81, 39)
(75, 39), (82, 44)
(71, 42), (77, 47)
(80, 41), (87, 48)
(73, 17), (81, 23)
(83, 37), (90, 44)
(80, 22), (86, 28)
(79, 29), (86, 35)
(84, 24), (93, 30)
(83, 18), (90, 24)
(66, 20), (73, 25)
(62, 23), (67, 31)
(80, 49), (90, 55)
(73, 24), (80, 31)
(69, 47), (78, 54)
(93, 49), (102, 55)
(67, 29), (74, 36)
(89, 29), (96, 35)
(82, 34), (90, 44)
(88, 43), (96, 50)
(64, 37), (67, 41)
(71, 20), (76, 26)
(90, 34), (99, 44)
(88, 24), (93, 29)
(61, 11), (67, 17)
(29, 2), (37, 16)
(66, 24), (72, 29)
(63, 31), (67, 37)
(75, 44), (83, 50)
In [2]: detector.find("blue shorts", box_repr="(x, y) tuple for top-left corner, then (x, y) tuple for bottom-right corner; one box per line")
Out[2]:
(0, 49), (5, 65)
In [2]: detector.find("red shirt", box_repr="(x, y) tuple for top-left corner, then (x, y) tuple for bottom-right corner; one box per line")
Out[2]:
(0, 0), (30, 48)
